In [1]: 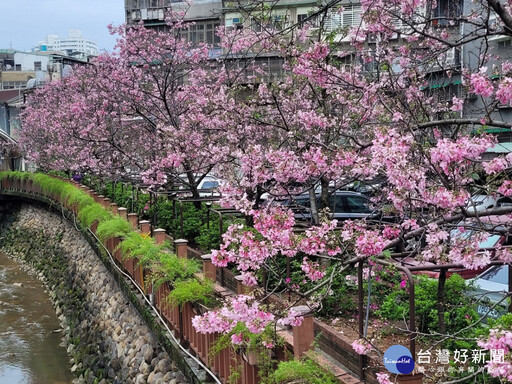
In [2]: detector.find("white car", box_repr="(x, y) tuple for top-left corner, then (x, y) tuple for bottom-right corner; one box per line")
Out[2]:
(465, 195), (512, 213)
(471, 265), (510, 320)
(176, 174), (223, 197)
(465, 195), (500, 212)
(197, 175), (222, 197)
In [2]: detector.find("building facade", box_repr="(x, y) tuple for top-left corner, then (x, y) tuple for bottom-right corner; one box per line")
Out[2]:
(33, 30), (98, 58)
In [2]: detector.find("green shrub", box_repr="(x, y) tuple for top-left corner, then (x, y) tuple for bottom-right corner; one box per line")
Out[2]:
(65, 188), (95, 210)
(166, 278), (215, 308)
(155, 253), (200, 283)
(37, 175), (65, 196)
(265, 357), (338, 384)
(118, 232), (161, 265)
(96, 217), (133, 241)
(376, 274), (478, 334)
(78, 203), (113, 227)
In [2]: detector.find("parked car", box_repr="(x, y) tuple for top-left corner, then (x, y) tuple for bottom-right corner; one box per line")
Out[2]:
(173, 174), (223, 198)
(470, 265), (510, 320)
(465, 195), (512, 213)
(345, 178), (386, 196)
(272, 191), (379, 222)
(396, 221), (508, 279)
(196, 175), (222, 197)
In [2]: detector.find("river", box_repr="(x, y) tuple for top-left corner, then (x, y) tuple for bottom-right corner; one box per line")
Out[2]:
(0, 251), (74, 384)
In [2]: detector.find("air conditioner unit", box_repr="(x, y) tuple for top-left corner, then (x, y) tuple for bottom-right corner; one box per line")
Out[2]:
(465, 92), (477, 100)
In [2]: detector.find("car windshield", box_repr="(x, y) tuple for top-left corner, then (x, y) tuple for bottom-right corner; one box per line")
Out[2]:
(201, 181), (219, 189)
(478, 235), (502, 248)
(450, 228), (502, 249)
(479, 266), (508, 284)
(345, 195), (372, 213)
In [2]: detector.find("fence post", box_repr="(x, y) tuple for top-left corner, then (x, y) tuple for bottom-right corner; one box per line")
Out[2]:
(101, 197), (110, 210)
(235, 275), (254, 295)
(139, 220), (151, 235)
(154, 228), (166, 245)
(117, 207), (128, 220)
(175, 239), (188, 258)
(291, 305), (314, 358)
(110, 202), (118, 214)
(201, 254), (217, 281)
(128, 213), (138, 230)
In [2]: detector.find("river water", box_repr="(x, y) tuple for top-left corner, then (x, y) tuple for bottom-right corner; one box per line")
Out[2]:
(0, 251), (74, 384)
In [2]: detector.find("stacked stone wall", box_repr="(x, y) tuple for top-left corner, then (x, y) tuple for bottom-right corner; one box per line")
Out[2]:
(0, 203), (188, 384)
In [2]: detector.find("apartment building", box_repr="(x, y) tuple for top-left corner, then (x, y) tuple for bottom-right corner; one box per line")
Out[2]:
(124, 0), (512, 133)
(32, 30), (98, 59)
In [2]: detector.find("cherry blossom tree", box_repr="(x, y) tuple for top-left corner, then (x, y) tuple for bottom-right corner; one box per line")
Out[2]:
(21, 14), (234, 204)
(193, 1), (512, 381)
(18, 0), (512, 381)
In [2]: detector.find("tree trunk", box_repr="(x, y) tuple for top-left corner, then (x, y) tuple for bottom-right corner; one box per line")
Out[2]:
(185, 169), (202, 210)
(437, 269), (447, 335)
(320, 176), (329, 210)
(245, 187), (255, 227)
(309, 188), (319, 224)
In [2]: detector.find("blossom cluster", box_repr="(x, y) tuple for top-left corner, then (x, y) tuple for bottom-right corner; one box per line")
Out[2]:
(192, 295), (274, 335)
(478, 329), (512, 381)
(351, 338), (372, 355)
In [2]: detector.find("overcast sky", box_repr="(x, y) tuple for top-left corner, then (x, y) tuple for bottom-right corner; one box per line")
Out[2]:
(1, 1), (125, 53)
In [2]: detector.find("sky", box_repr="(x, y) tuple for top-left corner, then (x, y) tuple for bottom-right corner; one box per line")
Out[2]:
(0, 1), (126, 53)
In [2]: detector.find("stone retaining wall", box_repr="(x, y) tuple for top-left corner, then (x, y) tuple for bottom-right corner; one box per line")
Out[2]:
(0, 203), (189, 384)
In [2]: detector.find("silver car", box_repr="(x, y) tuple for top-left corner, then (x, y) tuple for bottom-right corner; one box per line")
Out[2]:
(471, 265), (510, 320)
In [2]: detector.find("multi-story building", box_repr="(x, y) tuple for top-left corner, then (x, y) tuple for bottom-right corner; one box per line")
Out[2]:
(0, 49), (90, 163)
(123, 0), (512, 131)
(32, 30), (98, 58)
(125, 0), (222, 42)
(0, 49), (90, 90)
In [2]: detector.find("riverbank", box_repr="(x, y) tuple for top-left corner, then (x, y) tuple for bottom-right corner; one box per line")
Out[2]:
(0, 250), (74, 384)
(0, 203), (188, 384)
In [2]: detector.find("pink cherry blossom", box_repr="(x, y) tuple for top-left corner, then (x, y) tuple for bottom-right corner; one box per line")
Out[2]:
(351, 339), (372, 355)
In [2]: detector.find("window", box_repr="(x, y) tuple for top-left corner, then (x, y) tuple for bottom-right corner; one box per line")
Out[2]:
(298, 14), (308, 23)
(479, 266), (507, 284)
(328, 195), (349, 213)
(1, 81), (25, 90)
(182, 20), (220, 45)
(201, 181), (219, 189)
(251, 18), (263, 32)
(432, 0), (462, 26)
(271, 14), (288, 30)
(497, 39), (512, 48)
(345, 196), (372, 213)
(325, 4), (362, 32)
(34, 61), (42, 71)
(15, 64), (21, 71)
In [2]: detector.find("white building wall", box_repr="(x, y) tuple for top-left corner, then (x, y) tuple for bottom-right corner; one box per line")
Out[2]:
(33, 30), (98, 57)
(13, 52), (50, 71)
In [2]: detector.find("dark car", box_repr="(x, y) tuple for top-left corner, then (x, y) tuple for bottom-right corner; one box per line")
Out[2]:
(274, 191), (378, 222)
